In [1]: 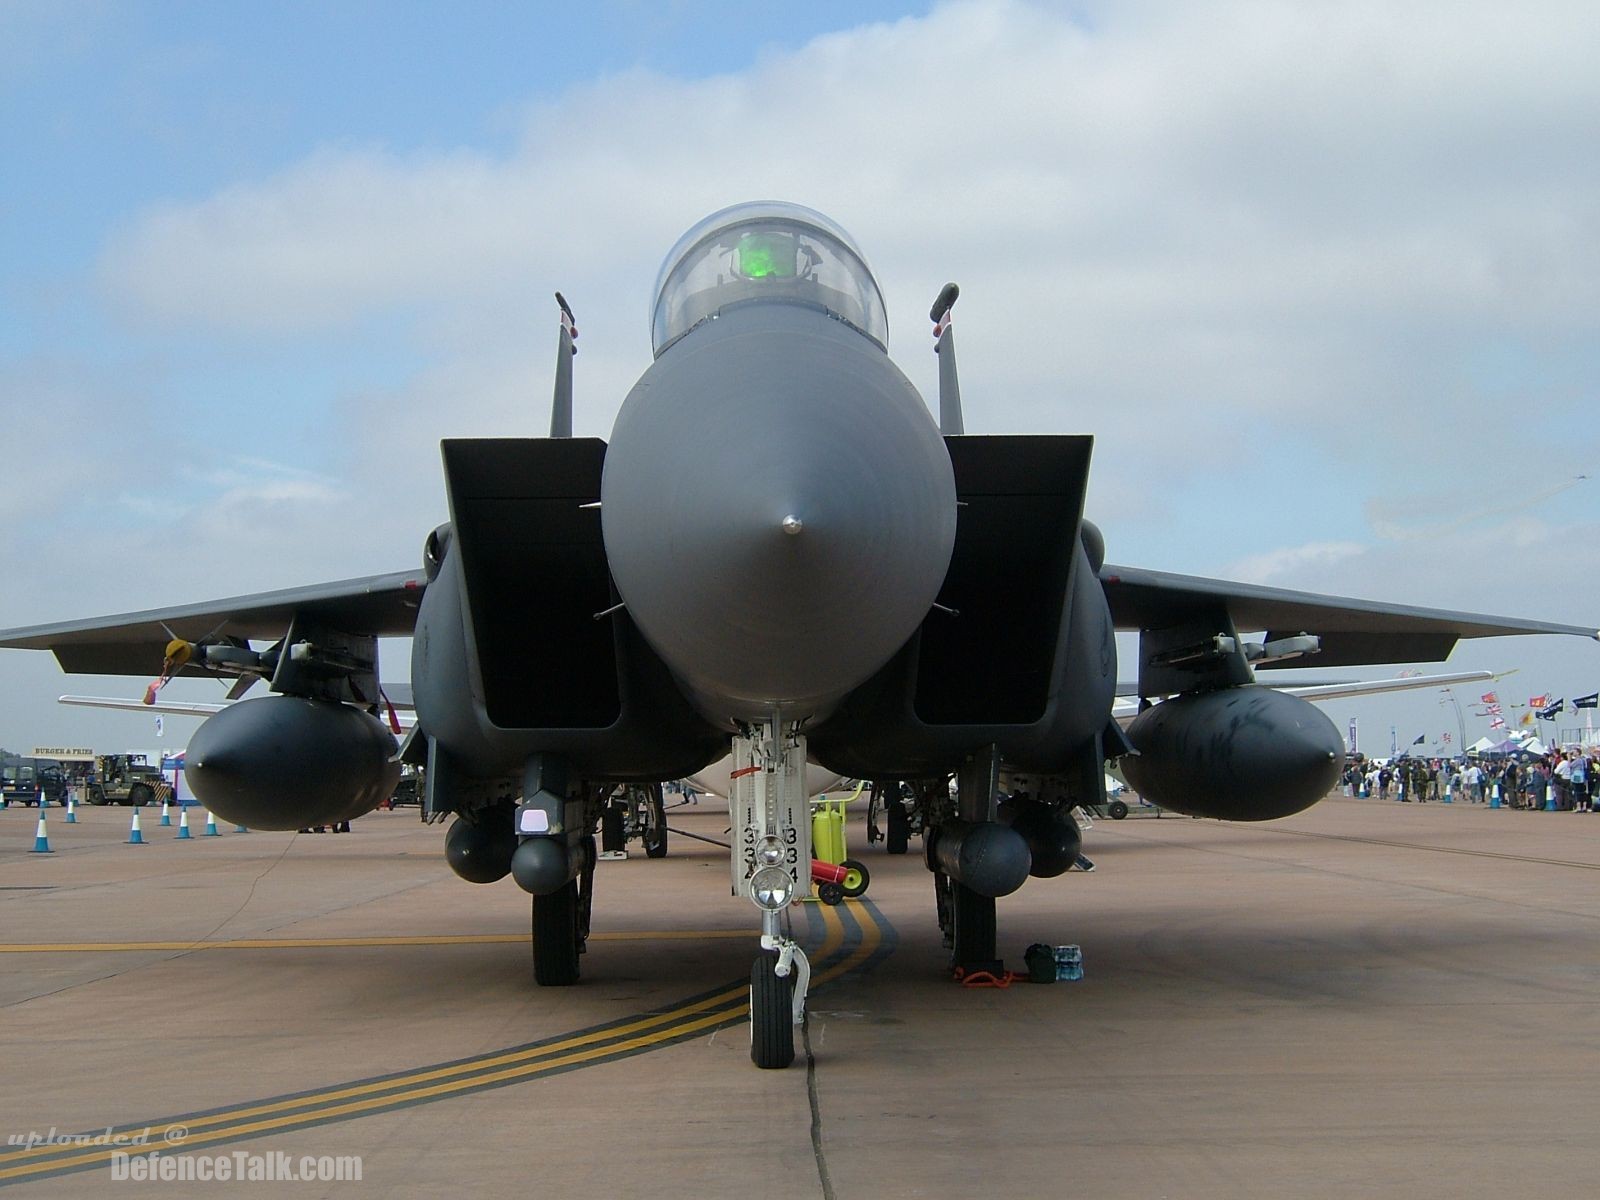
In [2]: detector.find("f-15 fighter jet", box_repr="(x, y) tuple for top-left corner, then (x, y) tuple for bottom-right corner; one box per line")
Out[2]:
(3, 202), (1593, 1067)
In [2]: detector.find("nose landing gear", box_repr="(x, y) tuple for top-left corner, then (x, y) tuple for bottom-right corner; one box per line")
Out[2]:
(730, 719), (814, 1069)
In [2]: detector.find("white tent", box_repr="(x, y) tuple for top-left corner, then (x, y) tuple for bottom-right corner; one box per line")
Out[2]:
(1467, 736), (1496, 754)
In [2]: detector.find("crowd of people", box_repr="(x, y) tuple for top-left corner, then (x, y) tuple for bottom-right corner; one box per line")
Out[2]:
(1341, 751), (1597, 810)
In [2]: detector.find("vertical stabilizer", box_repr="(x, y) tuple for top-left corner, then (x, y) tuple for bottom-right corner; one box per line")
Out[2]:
(550, 293), (576, 438)
(931, 283), (963, 435)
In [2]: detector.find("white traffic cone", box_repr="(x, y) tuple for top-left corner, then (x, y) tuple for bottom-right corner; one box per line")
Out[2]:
(128, 808), (146, 844)
(203, 809), (220, 837)
(159, 799), (172, 827)
(30, 812), (52, 853)
(175, 807), (192, 840)
(65, 796), (77, 823)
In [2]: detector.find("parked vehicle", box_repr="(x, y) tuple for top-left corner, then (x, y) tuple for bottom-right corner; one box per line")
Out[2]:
(1, 756), (66, 805)
(86, 755), (165, 806)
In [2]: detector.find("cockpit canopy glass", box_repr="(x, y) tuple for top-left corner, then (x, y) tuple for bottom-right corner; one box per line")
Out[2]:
(650, 202), (888, 356)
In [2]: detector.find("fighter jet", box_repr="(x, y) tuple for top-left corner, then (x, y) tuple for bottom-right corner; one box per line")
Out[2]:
(3, 201), (1594, 1068)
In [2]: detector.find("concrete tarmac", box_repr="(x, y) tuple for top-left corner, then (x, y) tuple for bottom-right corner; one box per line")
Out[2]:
(2, 795), (1597, 1197)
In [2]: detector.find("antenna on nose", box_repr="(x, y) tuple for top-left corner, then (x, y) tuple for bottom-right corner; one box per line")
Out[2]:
(930, 283), (962, 435)
(550, 292), (577, 438)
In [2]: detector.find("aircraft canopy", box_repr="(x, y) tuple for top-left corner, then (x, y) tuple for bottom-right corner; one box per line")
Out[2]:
(651, 201), (888, 355)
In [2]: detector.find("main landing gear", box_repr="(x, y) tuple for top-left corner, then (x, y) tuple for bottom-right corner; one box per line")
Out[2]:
(529, 832), (595, 986)
(730, 720), (813, 1069)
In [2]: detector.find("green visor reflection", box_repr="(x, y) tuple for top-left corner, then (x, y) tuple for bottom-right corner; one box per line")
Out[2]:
(735, 231), (799, 279)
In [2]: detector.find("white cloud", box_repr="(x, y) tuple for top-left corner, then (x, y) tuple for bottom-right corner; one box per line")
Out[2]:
(1222, 541), (1367, 586)
(7, 0), (1600, 746)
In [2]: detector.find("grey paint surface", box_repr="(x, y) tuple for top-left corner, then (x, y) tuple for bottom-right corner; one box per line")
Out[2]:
(601, 302), (956, 724)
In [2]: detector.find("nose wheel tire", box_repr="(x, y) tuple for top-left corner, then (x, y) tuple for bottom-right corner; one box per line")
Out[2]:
(1108, 799), (1130, 820)
(532, 880), (581, 986)
(750, 951), (796, 1069)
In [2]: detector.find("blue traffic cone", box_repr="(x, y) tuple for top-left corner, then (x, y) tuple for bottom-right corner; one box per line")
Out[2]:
(175, 807), (192, 840)
(159, 800), (171, 827)
(128, 808), (146, 844)
(1490, 782), (1502, 809)
(30, 813), (52, 853)
(203, 809), (220, 837)
(65, 796), (78, 823)
(36, 789), (48, 809)
(1442, 782), (1452, 804)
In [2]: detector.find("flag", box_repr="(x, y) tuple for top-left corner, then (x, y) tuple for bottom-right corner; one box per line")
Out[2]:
(1576, 693), (1598, 710)
(1489, 716), (1506, 729)
(1529, 694), (1551, 709)
(1481, 691), (1499, 704)
(1519, 711), (1535, 728)
(1537, 699), (1565, 720)
(1411, 733), (1425, 745)
(1442, 732), (1452, 743)
(1485, 704), (1502, 716)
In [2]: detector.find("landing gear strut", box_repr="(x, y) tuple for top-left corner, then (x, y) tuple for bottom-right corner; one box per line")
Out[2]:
(730, 719), (813, 1069)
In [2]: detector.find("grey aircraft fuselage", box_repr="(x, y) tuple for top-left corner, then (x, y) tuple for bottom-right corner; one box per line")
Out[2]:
(409, 297), (1117, 788)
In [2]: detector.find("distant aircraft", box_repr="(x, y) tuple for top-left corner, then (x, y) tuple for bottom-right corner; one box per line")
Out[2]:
(4, 202), (1594, 1068)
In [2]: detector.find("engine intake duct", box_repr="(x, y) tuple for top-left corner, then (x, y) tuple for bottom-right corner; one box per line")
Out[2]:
(915, 435), (1092, 726)
(442, 437), (620, 729)
(1121, 686), (1343, 821)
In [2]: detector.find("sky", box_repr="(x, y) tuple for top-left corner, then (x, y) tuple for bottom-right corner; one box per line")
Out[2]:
(2, 0), (1598, 760)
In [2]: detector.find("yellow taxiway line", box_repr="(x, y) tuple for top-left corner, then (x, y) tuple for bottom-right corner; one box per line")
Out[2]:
(0, 929), (754, 954)
(0, 900), (883, 1186)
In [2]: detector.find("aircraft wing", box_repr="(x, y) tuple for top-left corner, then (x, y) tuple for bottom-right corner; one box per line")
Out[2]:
(58, 695), (228, 717)
(56, 693), (420, 729)
(0, 570), (427, 677)
(1099, 563), (1597, 669)
(1108, 669), (1498, 723)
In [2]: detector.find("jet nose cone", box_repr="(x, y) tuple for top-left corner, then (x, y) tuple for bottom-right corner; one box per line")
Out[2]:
(602, 305), (956, 720)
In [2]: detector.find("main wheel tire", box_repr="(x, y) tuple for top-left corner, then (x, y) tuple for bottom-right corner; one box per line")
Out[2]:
(839, 858), (870, 898)
(531, 881), (581, 986)
(951, 881), (997, 969)
(88, 786), (107, 806)
(1108, 799), (1130, 820)
(643, 785), (668, 858)
(750, 951), (795, 1069)
(128, 783), (153, 807)
(886, 799), (910, 855)
(817, 881), (845, 906)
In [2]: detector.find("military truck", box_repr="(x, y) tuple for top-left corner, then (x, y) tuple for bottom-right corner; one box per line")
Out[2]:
(87, 755), (165, 806)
